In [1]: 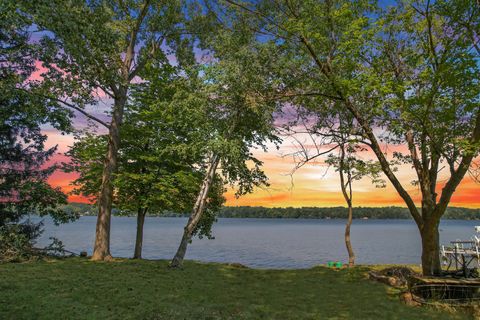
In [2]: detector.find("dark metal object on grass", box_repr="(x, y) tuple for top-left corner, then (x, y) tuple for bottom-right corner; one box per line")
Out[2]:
(408, 276), (480, 305)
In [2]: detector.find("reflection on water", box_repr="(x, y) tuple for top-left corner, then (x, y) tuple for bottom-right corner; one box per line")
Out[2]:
(35, 216), (479, 269)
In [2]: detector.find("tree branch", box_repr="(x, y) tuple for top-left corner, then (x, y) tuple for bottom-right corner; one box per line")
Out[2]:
(56, 98), (110, 129)
(15, 87), (110, 129)
(435, 107), (480, 216)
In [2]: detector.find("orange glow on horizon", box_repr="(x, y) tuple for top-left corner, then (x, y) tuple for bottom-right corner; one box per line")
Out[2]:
(44, 130), (480, 208)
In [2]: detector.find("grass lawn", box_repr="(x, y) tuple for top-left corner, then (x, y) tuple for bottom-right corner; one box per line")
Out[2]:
(0, 258), (470, 319)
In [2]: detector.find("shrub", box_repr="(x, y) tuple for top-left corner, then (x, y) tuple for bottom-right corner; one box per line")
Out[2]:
(0, 221), (43, 262)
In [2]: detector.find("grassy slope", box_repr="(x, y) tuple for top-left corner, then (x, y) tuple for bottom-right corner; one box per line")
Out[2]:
(0, 258), (467, 320)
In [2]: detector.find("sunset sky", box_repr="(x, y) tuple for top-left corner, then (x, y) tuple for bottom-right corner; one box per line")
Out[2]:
(25, 8), (478, 210)
(30, 38), (479, 209)
(43, 113), (480, 209)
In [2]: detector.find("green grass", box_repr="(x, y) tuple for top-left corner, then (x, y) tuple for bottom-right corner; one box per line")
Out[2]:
(0, 258), (469, 319)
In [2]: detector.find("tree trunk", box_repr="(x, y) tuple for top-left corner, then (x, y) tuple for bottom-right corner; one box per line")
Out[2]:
(338, 144), (355, 267)
(133, 207), (147, 259)
(345, 204), (355, 267)
(170, 155), (220, 268)
(91, 95), (126, 261)
(420, 217), (442, 276)
(171, 231), (190, 267)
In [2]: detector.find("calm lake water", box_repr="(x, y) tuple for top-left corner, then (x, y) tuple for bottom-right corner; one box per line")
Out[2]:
(35, 216), (480, 269)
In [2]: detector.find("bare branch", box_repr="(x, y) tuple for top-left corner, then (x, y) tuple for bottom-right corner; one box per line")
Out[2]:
(15, 87), (110, 129)
(56, 98), (110, 129)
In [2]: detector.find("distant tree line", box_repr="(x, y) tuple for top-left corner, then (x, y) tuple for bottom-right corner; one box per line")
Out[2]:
(61, 203), (480, 220)
(218, 206), (480, 220)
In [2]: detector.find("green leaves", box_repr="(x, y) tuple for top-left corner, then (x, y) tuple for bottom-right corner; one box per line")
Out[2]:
(0, 1), (73, 226)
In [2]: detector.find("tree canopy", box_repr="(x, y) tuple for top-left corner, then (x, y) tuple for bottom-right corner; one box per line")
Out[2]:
(0, 0), (74, 225)
(217, 0), (480, 275)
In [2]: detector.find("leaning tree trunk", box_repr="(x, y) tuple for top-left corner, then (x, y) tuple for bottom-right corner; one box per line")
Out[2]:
(345, 205), (355, 267)
(338, 144), (355, 267)
(170, 155), (220, 268)
(419, 216), (442, 276)
(133, 207), (148, 259)
(92, 95), (126, 261)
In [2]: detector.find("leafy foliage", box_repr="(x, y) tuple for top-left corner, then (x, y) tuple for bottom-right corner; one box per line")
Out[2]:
(0, 221), (43, 262)
(23, 0), (188, 116)
(65, 61), (227, 237)
(0, 1), (74, 226)
(215, 0), (480, 274)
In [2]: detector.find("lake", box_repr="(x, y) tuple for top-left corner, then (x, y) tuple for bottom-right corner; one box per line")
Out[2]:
(35, 216), (480, 269)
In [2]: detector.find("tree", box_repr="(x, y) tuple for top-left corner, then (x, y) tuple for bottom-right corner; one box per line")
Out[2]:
(117, 115), (203, 259)
(222, 0), (480, 275)
(0, 0), (75, 259)
(67, 128), (207, 259)
(365, 1), (480, 275)
(169, 16), (281, 268)
(327, 142), (384, 267)
(27, 0), (189, 260)
(66, 62), (225, 259)
(287, 108), (384, 267)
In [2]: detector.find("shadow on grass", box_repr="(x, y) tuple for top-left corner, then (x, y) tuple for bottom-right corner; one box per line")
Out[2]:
(0, 258), (471, 320)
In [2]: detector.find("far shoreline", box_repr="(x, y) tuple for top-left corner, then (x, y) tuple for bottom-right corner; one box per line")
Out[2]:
(60, 203), (480, 220)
